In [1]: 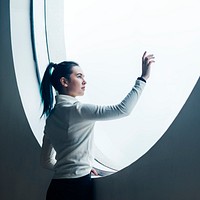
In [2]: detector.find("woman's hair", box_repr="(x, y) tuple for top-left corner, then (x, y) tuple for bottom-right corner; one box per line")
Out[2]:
(40, 61), (79, 117)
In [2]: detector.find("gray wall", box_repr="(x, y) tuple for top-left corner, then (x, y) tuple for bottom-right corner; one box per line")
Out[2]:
(0, 0), (200, 200)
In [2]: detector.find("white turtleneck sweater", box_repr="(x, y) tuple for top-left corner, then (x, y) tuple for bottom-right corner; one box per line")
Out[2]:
(40, 79), (145, 179)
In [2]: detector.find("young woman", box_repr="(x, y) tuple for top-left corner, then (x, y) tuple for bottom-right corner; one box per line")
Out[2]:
(40, 51), (155, 200)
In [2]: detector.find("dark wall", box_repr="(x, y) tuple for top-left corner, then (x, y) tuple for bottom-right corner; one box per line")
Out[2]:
(0, 1), (52, 199)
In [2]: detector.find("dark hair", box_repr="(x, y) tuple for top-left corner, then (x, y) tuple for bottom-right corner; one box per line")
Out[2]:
(40, 61), (79, 117)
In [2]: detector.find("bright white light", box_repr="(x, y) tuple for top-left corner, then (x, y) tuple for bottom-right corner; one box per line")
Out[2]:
(64, 0), (200, 168)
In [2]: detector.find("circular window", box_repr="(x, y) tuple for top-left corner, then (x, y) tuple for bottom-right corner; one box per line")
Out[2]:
(63, 0), (200, 170)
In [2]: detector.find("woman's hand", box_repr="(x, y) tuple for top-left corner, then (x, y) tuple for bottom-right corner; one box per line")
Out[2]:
(141, 51), (155, 81)
(91, 168), (98, 176)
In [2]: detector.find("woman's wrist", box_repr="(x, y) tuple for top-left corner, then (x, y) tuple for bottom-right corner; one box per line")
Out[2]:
(137, 76), (147, 83)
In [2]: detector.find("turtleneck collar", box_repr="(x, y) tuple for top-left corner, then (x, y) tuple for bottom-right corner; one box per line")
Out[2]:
(55, 94), (78, 106)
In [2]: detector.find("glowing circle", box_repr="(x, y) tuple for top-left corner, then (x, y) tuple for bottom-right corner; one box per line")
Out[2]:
(64, 0), (200, 169)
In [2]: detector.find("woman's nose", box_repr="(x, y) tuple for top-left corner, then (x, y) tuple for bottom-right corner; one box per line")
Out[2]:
(83, 78), (86, 85)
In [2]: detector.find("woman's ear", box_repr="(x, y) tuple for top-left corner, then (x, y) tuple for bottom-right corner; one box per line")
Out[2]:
(60, 77), (68, 88)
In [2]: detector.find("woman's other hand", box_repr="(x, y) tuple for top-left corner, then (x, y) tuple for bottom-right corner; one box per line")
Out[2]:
(91, 168), (98, 176)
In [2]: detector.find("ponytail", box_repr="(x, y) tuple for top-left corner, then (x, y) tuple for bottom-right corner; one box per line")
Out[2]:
(40, 63), (55, 117)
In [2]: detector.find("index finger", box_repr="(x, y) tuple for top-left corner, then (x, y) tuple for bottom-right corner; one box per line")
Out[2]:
(142, 51), (147, 60)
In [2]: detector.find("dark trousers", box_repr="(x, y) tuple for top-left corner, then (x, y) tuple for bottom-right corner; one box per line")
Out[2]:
(46, 174), (93, 200)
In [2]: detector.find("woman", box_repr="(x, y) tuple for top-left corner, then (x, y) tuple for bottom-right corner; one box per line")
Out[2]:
(40, 51), (155, 200)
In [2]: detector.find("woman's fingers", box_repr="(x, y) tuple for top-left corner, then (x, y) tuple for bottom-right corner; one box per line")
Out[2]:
(141, 51), (155, 80)
(143, 53), (155, 65)
(143, 54), (155, 63)
(91, 168), (98, 176)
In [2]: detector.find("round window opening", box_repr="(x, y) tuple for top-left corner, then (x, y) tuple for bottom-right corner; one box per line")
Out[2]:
(64, 0), (200, 171)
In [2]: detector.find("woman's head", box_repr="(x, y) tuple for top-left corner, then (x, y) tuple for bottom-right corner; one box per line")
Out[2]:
(40, 61), (86, 116)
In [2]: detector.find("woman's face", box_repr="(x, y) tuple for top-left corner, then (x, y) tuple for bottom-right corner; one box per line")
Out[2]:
(65, 66), (86, 97)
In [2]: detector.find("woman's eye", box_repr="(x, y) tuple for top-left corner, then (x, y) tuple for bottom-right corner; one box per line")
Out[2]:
(77, 74), (84, 79)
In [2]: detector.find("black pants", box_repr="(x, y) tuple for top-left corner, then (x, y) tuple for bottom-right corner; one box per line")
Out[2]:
(46, 174), (93, 200)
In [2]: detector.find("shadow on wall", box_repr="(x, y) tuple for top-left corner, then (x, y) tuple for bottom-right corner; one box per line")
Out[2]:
(94, 77), (200, 200)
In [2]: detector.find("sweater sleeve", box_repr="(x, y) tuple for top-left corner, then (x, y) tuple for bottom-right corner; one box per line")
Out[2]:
(76, 79), (146, 121)
(40, 134), (56, 171)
